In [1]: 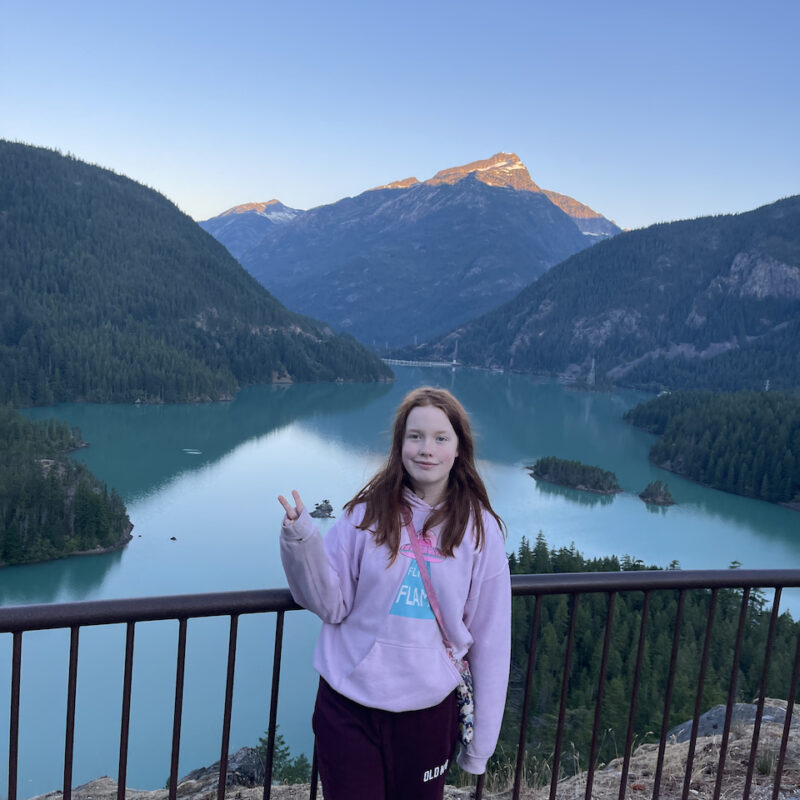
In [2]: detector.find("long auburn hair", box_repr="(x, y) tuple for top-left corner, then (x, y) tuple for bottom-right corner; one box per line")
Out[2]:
(343, 386), (505, 559)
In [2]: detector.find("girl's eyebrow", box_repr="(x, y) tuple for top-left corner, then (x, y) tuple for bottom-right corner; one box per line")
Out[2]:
(406, 428), (451, 435)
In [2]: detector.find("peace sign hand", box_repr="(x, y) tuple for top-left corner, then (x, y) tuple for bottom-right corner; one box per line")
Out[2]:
(278, 490), (305, 524)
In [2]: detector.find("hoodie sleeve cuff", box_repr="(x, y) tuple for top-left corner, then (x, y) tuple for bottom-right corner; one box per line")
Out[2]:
(456, 749), (488, 775)
(280, 509), (316, 542)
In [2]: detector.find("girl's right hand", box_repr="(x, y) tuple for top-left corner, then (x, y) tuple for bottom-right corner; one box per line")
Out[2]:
(278, 490), (305, 523)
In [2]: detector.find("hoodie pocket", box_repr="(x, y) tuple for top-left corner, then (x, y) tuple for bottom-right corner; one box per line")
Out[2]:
(340, 638), (460, 712)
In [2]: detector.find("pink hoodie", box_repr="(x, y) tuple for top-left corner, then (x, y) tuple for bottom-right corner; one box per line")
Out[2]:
(280, 489), (511, 774)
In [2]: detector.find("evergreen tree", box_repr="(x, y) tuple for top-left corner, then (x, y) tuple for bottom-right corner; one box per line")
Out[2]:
(256, 725), (312, 784)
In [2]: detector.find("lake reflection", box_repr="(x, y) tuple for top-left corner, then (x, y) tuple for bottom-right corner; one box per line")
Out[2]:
(4, 367), (799, 796)
(533, 478), (618, 507)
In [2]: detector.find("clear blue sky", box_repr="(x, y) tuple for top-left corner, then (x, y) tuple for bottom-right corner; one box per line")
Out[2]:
(2, 0), (798, 230)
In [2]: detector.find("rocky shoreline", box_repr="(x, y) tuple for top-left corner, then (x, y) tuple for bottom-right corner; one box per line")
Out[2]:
(68, 523), (135, 557)
(537, 478), (622, 495)
(529, 471), (623, 496)
(0, 523), (134, 569)
(656, 458), (799, 513)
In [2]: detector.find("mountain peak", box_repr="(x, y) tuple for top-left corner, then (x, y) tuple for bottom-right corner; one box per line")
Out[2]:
(199, 199), (302, 258)
(367, 152), (614, 229)
(425, 152), (542, 193)
(369, 177), (420, 192)
(366, 153), (615, 232)
(220, 200), (285, 217)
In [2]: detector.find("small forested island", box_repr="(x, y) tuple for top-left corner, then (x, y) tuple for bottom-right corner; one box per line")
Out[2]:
(625, 390), (800, 509)
(0, 406), (132, 566)
(639, 480), (675, 506)
(528, 455), (622, 494)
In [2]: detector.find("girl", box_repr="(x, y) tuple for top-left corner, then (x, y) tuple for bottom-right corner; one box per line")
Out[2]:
(278, 387), (511, 800)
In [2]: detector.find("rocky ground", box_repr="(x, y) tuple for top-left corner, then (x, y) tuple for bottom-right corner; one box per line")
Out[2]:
(30, 702), (800, 800)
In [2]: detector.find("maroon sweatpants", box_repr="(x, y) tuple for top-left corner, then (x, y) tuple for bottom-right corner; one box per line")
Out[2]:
(312, 678), (459, 800)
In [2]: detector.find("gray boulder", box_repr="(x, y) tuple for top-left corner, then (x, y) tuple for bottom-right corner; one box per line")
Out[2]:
(667, 701), (796, 743)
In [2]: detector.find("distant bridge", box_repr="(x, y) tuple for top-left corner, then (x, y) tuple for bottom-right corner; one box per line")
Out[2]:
(382, 358), (457, 367)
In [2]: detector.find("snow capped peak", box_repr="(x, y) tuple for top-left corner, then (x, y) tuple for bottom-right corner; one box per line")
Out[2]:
(424, 152), (542, 193)
(220, 200), (282, 216)
(217, 200), (300, 223)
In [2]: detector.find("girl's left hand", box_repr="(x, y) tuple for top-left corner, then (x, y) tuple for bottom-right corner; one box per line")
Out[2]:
(278, 490), (305, 523)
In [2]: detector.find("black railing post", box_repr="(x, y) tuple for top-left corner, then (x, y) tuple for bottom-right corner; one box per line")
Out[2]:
(217, 614), (239, 800)
(8, 631), (22, 800)
(682, 588), (718, 800)
(653, 590), (686, 800)
(584, 591), (616, 800)
(744, 588), (781, 798)
(63, 626), (80, 800)
(513, 595), (541, 800)
(168, 618), (188, 800)
(310, 741), (319, 800)
(117, 621), (135, 800)
(262, 609), (286, 800)
(618, 591), (651, 800)
(549, 593), (580, 800)
(712, 587), (751, 800)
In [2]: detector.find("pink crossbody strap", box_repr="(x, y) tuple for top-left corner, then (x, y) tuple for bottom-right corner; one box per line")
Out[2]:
(404, 514), (453, 649)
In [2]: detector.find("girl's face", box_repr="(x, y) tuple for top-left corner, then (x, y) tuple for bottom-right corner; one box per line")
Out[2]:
(401, 405), (459, 506)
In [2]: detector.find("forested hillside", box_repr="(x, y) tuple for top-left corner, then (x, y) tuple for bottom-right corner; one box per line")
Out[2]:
(496, 535), (800, 778)
(624, 390), (800, 506)
(0, 406), (132, 565)
(411, 196), (800, 391)
(0, 141), (392, 406)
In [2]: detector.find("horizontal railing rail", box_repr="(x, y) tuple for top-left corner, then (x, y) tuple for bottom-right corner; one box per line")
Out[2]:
(3, 570), (800, 800)
(0, 588), (302, 634)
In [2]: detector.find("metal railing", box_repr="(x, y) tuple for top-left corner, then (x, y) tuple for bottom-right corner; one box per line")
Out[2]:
(3, 570), (800, 800)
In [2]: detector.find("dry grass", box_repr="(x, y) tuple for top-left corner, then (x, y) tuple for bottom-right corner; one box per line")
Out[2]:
(30, 704), (800, 800)
(467, 719), (800, 800)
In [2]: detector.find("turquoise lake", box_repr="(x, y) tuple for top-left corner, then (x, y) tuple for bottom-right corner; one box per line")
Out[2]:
(2, 366), (798, 797)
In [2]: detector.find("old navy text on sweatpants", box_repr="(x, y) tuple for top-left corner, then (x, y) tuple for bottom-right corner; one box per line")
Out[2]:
(312, 678), (458, 800)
